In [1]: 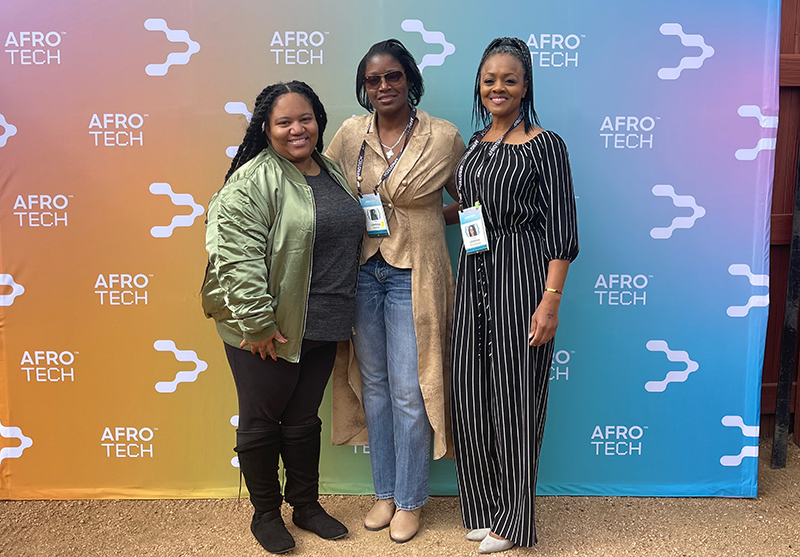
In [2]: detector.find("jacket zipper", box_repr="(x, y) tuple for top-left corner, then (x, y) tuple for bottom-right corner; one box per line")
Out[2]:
(299, 185), (316, 354)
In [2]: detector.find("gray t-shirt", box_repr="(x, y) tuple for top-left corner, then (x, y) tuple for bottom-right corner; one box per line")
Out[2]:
(303, 168), (365, 341)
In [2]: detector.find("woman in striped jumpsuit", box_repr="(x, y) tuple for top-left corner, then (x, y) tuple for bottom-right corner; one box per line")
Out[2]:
(451, 37), (579, 554)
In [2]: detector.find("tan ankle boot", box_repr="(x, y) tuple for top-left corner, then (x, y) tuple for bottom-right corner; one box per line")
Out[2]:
(364, 499), (395, 531)
(389, 508), (422, 543)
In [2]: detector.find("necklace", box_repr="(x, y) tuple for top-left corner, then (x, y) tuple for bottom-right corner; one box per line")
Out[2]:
(357, 107), (416, 196)
(379, 133), (404, 158)
(294, 157), (317, 175)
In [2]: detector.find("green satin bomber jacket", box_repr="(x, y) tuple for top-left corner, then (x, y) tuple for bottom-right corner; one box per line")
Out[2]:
(201, 145), (355, 363)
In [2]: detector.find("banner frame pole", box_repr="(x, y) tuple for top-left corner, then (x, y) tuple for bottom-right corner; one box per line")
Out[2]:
(771, 129), (800, 469)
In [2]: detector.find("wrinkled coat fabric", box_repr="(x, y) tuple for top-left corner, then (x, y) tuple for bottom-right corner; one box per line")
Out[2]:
(325, 110), (466, 459)
(202, 146), (353, 363)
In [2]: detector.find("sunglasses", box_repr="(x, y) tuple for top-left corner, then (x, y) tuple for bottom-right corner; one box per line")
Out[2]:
(364, 70), (405, 89)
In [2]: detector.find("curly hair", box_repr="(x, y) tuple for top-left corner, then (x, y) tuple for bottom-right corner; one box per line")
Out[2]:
(224, 80), (328, 183)
(356, 39), (424, 112)
(473, 37), (540, 134)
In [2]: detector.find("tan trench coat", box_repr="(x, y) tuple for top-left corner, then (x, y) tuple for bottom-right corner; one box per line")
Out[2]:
(325, 109), (466, 459)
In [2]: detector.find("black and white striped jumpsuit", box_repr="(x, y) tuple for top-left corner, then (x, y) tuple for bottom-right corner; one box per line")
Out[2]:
(451, 131), (579, 547)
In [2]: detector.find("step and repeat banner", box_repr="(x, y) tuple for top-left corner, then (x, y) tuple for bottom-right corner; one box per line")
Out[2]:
(0, 0), (779, 498)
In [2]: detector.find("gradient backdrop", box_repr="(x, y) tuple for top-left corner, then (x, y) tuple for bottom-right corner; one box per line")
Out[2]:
(0, 0), (779, 498)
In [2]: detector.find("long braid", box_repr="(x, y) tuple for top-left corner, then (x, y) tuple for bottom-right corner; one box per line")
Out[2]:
(472, 37), (540, 134)
(223, 81), (328, 184)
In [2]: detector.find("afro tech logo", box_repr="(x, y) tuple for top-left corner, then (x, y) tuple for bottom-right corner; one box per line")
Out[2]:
(593, 273), (649, 306)
(527, 33), (581, 68)
(144, 18), (200, 76)
(94, 273), (150, 306)
(149, 182), (204, 238)
(101, 427), (156, 458)
(726, 264), (769, 317)
(21, 350), (77, 383)
(225, 102), (253, 158)
(5, 31), (63, 65)
(649, 185), (705, 239)
(550, 349), (572, 382)
(0, 421), (33, 465)
(735, 105), (778, 161)
(270, 30), (325, 64)
(719, 415), (758, 467)
(657, 23), (714, 80)
(590, 424), (647, 456)
(644, 340), (699, 393)
(89, 113), (148, 147)
(13, 194), (70, 227)
(0, 114), (18, 147)
(153, 340), (208, 393)
(600, 115), (656, 149)
(401, 20), (455, 72)
(0, 274), (25, 306)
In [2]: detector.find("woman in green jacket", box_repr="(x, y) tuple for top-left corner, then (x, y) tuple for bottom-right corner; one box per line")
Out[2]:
(202, 81), (364, 554)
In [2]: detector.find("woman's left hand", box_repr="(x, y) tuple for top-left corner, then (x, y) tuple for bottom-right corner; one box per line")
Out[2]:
(240, 330), (288, 361)
(529, 294), (561, 347)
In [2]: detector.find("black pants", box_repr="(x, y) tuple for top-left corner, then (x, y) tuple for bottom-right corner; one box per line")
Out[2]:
(224, 339), (337, 430)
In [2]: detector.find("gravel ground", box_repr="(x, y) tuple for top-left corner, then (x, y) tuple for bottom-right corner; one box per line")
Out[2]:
(1, 439), (798, 557)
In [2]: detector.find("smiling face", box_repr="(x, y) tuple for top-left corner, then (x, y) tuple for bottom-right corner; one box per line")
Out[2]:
(479, 53), (528, 121)
(264, 92), (318, 166)
(364, 54), (409, 116)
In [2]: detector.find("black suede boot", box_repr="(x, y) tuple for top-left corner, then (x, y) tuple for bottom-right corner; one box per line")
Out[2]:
(281, 419), (348, 540)
(236, 428), (295, 554)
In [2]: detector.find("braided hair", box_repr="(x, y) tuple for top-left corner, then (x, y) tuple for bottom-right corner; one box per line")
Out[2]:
(356, 39), (424, 112)
(224, 80), (328, 184)
(473, 37), (540, 134)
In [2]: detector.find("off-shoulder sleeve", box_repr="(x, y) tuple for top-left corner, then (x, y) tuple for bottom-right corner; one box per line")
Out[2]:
(532, 131), (579, 262)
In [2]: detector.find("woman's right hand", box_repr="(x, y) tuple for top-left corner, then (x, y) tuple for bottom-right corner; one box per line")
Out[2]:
(240, 331), (288, 361)
(443, 201), (460, 226)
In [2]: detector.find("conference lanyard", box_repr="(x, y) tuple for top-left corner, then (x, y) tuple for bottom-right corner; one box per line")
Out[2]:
(355, 107), (417, 197)
(455, 114), (524, 210)
(455, 114), (523, 255)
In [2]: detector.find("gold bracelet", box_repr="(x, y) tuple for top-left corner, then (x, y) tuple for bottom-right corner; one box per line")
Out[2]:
(544, 288), (562, 295)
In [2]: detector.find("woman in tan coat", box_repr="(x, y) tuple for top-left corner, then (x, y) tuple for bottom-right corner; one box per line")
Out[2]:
(326, 39), (465, 543)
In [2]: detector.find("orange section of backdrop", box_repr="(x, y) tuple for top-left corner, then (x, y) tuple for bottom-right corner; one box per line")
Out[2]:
(0, 0), (371, 498)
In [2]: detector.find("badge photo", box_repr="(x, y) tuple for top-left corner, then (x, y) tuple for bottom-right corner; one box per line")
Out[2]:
(459, 204), (489, 254)
(360, 193), (390, 237)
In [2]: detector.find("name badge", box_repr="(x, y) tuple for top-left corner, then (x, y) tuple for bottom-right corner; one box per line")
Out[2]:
(360, 193), (390, 237)
(459, 203), (489, 254)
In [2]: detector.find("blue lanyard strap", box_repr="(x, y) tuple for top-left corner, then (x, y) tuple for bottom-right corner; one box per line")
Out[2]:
(455, 114), (524, 209)
(356, 107), (417, 197)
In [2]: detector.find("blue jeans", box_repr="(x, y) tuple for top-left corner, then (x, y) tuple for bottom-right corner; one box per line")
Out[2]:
(352, 257), (431, 511)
